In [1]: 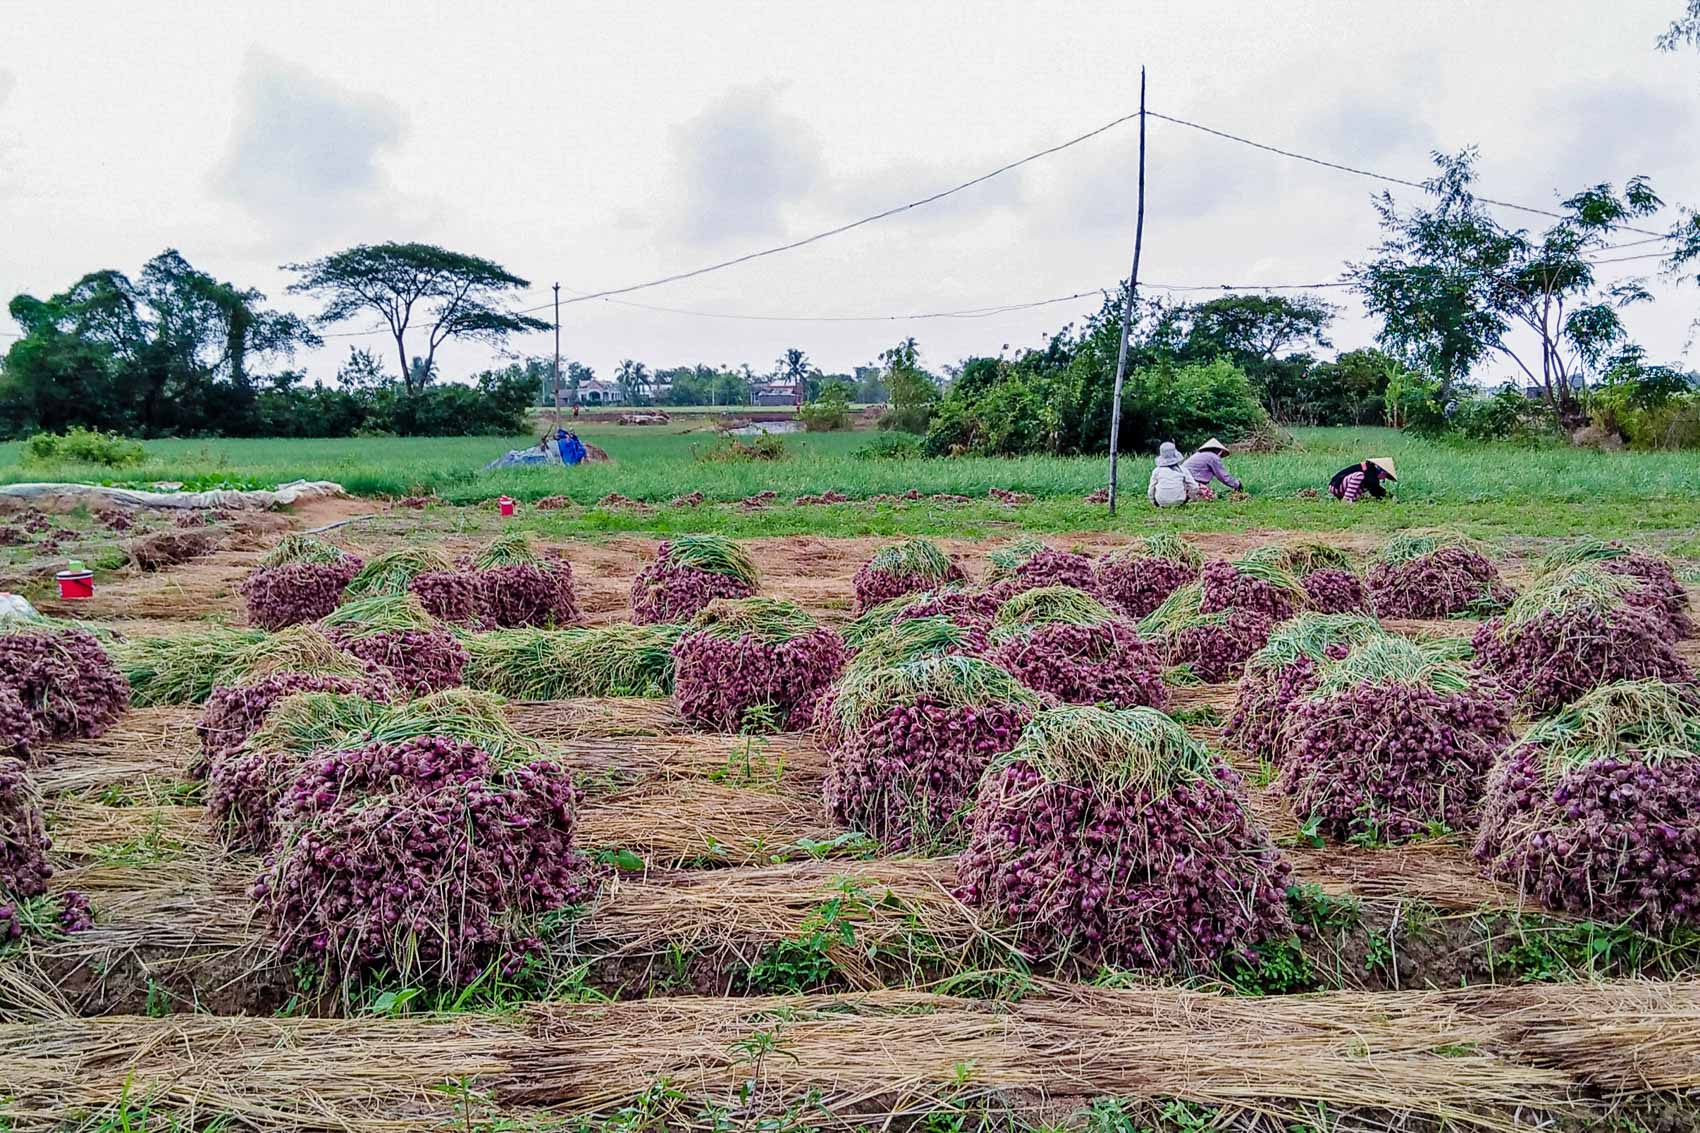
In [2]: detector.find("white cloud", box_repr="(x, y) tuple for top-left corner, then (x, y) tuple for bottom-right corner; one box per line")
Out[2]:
(668, 85), (821, 243)
(210, 50), (410, 239)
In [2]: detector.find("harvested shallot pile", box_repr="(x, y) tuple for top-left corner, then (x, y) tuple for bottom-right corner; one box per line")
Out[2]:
(1472, 563), (1693, 715)
(240, 534), (363, 631)
(254, 733), (595, 990)
(1278, 636), (1512, 844)
(320, 594), (467, 696)
(468, 532), (580, 629)
(194, 670), (385, 777)
(852, 538), (965, 613)
(0, 758), (92, 941)
(1224, 612), (1386, 762)
(821, 654), (1044, 851)
(0, 623), (130, 748)
(1093, 534), (1201, 620)
(1200, 555), (1309, 622)
(1245, 543), (1369, 615)
(631, 534), (758, 624)
(1366, 530), (1514, 620)
(1138, 583), (1275, 683)
(1532, 537), (1693, 641)
(209, 688), (536, 852)
(986, 538), (1097, 597)
(346, 547), (477, 624)
(841, 588), (999, 649)
(671, 598), (847, 732)
(957, 705), (1292, 973)
(987, 586), (1166, 709)
(1474, 680), (1700, 928)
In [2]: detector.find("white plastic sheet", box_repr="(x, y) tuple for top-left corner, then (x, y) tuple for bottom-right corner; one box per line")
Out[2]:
(0, 479), (346, 511)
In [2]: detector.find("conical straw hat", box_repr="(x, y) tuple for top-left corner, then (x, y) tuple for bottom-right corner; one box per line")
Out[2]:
(1369, 457), (1397, 480)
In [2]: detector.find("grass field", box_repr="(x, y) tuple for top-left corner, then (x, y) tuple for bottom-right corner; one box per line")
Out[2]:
(3, 425), (1698, 545)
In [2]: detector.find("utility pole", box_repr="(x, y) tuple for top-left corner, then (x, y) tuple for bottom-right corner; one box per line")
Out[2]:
(551, 282), (562, 431)
(1107, 67), (1147, 517)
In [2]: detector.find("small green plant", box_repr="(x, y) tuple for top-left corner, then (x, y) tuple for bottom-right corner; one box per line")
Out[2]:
(853, 432), (922, 460)
(22, 427), (145, 467)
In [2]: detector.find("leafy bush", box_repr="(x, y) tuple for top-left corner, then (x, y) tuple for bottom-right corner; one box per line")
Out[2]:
(797, 382), (853, 432)
(21, 427), (145, 467)
(853, 432), (922, 460)
(1592, 390), (1700, 450)
(695, 432), (788, 463)
(1449, 388), (1559, 445)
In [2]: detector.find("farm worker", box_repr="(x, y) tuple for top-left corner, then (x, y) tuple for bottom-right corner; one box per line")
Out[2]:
(1181, 438), (1241, 494)
(1148, 442), (1203, 508)
(1329, 458), (1397, 502)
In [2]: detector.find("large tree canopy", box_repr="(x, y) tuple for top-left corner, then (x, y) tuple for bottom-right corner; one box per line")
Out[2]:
(1348, 150), (1661, 424)
(285, 242), (549, 395)
(1, 249), (317, 435)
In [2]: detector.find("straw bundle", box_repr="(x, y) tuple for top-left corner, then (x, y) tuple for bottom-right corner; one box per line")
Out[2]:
(117, 624), (367, 707)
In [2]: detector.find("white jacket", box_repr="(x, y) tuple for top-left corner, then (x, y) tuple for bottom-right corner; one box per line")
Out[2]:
(1148, 464), (1200, 507)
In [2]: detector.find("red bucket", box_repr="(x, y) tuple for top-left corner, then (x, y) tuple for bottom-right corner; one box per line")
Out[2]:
(56, 569), (94, 600)
(498, 496), (516, 517)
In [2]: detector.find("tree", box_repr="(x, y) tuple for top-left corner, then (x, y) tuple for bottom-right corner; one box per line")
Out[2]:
(879, 337), (941, 433)
(335, 347), (388, 391)
(774, 347), (820, 405)
(285, 242), (549, 396)
(2, 249), (317, 435)
(1179, 294), (1337, 363)
(1349, 150), (1662, 426)
(1658, 1), (1700, 54)
(614, 359), (650, 405)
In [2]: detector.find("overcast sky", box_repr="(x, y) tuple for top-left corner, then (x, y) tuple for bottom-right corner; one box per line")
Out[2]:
(2, 0), (1696, 387)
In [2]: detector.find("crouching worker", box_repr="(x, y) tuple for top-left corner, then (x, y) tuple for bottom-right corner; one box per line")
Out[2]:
(1182, 437), (1241, 499)
(1149, 442), (1203, 508)
(1329, 458), (1397, 502)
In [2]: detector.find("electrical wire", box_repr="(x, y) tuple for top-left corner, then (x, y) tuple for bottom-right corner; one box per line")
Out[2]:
(1146, 110), (1671, 239)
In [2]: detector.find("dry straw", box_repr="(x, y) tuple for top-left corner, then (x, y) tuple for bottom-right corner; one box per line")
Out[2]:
(3, 980), (1697, 1130)
(116, 624), (366, 706)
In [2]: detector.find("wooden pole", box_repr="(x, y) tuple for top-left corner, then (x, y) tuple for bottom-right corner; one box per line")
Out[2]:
(1106, 67), (1147, 517)
(551, 282), (562, 431)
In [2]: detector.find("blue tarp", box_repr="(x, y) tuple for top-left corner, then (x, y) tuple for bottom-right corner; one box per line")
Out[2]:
(484, 431), (589, 471)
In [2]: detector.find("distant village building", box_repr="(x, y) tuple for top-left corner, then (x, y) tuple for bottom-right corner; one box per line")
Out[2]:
(577, 379), (626, 405)
(751, 380), (802, 407)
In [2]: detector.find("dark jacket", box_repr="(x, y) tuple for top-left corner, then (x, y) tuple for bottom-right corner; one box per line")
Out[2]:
(1329, 461), (1391, 499)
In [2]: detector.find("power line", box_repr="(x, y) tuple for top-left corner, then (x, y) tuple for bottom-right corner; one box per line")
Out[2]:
(1146, 110), (1671, 239)
(542, 107), (1145, 308)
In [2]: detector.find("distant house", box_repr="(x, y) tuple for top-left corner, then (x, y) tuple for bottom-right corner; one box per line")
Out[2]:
(752, 381), (801, 407)
(577, 380), (626, 406)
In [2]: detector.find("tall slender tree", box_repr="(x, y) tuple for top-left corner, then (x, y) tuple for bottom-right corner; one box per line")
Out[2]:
(285, 243), (549, 395)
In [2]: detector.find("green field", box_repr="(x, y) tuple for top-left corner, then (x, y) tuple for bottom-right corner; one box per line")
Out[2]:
(3, 425), (1698, 547)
